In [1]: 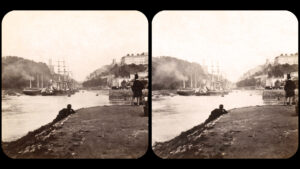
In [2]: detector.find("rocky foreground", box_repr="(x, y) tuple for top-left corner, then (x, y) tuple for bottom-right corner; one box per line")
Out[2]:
(153, 105), (298, 159)
(2, 105), (148, 159)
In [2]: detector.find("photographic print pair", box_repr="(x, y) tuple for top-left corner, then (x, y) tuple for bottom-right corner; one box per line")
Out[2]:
(1, 10), (298, 159)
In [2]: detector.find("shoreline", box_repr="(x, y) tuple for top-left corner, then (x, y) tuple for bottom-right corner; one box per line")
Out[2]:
(153, 105), (298, 159)
(2, 88), (23, 96)
(2, 105), (148, 159)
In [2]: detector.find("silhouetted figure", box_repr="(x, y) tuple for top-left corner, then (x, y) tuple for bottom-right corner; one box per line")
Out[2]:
(205, 104), (228, 124)
(274, 80), (281, 89)
(52, 104), (76, 123)
(131, 73), (144, 105)
(121, 80), (127, 89)
(284, 74), (296, 105)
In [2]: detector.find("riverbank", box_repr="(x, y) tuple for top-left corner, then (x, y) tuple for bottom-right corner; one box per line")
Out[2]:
(2, 105), (148, 159)
(2, 89), (23, 96)
(153, 105), (298, 159)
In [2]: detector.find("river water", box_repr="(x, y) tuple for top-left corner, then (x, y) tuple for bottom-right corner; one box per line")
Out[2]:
(152, 90), (266, 144)
(1, 90), (119, 142)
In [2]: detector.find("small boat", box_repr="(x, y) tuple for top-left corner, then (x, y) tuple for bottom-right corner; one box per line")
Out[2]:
(177, 78), (195, 96)
(195, 87), (209, 96)
(195, 91), (209, 96)
(23, 88), (41, 95)
(41, 87), (55, 96)
(23, 76), (42, 95)
(177, 88), (195, 96)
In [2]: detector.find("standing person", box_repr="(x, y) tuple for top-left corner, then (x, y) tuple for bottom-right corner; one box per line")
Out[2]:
(131, 73), (144, 105)
(284, 74), (296, 105)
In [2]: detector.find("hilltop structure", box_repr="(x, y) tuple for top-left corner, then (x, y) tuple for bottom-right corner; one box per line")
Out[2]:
(237, 52), (298, 89)
(274, 53), (298, 65)
(83, 52), (148, 88)
(121, 52), (148, 65)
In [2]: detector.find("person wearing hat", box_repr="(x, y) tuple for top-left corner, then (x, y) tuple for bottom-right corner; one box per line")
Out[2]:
(284, 74), (296, 105)
(131, 73), (144, 105)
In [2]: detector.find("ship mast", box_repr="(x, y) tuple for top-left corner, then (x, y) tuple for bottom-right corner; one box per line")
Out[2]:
(41, 74), (44, 88)
(217, 61), (221, 82)
(194, 70), (197, 88)
(37, 74), (39, 88)
(63, 60), (66, 90)
(211, 62), (214, 90)
(190, 73), (192, 88)
(30, 77), (32, 88)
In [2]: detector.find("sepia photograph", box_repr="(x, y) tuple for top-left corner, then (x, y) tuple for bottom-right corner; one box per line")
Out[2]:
(1, 9), (299, 160)
(152, 11), (298, 159)
(1, 10), (148, 159)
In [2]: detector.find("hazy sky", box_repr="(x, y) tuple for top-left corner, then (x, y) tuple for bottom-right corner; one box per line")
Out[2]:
(153, 11), (298, 82)
(2, 11), (148, 81)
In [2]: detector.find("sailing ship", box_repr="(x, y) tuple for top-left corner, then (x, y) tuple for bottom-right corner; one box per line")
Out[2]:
(41, 60), (76, 96)
(185, 61), (230, 96)
(202, 61), (229, 96)
(176, 61), (230, 96)
(23, 75), (42, 95)
(177, 88), (195, 96)
(22, 59), (77, 96)
(177, 76), (195, 96)
(23, 88), (41, 95)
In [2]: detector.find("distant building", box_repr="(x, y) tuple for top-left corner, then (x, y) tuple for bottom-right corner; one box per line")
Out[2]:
(265, 77), (284, 88)
(285, 72), (298, 80)
(274, 53), (298, 65)
(130, 72), (148, 80)
(254, 74), (268, 82)
(121, 52), (148, 65)
(111, 77), (131, 88)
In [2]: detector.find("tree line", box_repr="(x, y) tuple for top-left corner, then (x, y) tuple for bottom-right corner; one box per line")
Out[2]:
(152, 56), (208, 90)
(82, 63), (147, 88)
(236, 64), (298, 87)
(2, 56), (52, 89)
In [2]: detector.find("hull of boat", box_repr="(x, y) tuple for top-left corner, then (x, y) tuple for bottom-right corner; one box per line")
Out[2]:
(42, 90), (74, 96)
(177, 90), (195, 96)
(23, 89), (41, 95)
(195, 92), (209, 96)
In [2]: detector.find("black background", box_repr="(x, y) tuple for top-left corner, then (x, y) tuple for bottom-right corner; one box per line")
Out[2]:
(0, 0), (299, 165)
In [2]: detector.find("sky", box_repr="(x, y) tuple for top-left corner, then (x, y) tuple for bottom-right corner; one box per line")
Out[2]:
(152, 11), (298, 82)
(2, 11), (148, 81)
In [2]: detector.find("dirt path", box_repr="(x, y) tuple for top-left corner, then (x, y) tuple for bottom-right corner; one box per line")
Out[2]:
(2, 105), (148, 159)
(153, 105), (298, 159)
